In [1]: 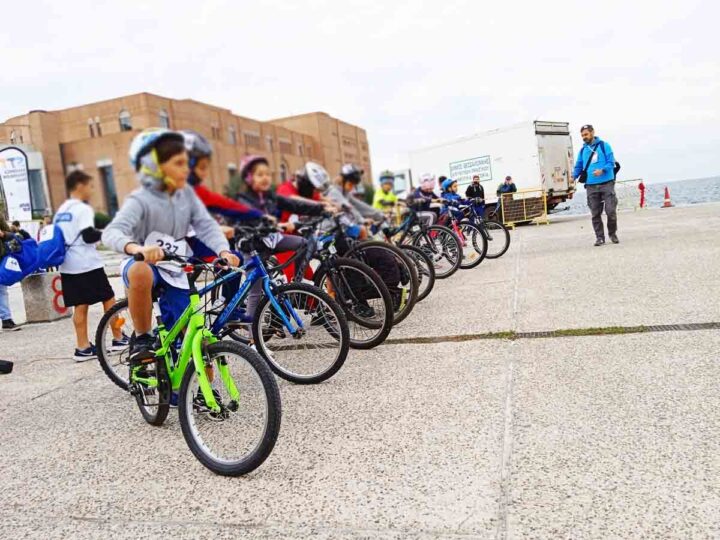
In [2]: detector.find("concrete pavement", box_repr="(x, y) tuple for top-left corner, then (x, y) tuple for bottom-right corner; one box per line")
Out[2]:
(1, 203), (719, 538)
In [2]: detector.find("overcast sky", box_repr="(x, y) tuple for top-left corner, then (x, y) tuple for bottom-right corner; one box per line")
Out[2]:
(2, 0), (718, 183)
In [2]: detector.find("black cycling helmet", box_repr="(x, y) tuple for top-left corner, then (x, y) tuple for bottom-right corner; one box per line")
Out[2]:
(340, 163), (364, 184)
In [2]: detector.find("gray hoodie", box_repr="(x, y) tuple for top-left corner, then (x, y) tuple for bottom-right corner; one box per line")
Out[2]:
(102, 185), (229, 255)
(324, 185), (384, 224)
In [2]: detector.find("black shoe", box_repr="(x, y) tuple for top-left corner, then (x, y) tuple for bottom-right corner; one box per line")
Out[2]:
(2, 319), (21, 331)
(594, 238), (605, 247)
(610, 234), (619, 244)
(129, 333), (156, 366)
(352, 302), (376, 319)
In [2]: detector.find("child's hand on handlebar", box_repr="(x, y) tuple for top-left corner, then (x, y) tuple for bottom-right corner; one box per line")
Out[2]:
(218, 250), (240, 267)
(279, 222), (296, 233)
(128, 244), (164, 264)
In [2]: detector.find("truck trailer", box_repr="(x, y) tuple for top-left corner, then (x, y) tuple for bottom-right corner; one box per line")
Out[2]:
(408, 121), (577, 208)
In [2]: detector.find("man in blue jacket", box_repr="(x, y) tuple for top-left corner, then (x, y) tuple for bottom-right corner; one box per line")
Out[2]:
(573, 124), (618, 246)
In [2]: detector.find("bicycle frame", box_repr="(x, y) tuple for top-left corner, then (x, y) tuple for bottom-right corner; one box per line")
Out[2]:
(210, 251), (304, 337)
(132, 273), (227, 412)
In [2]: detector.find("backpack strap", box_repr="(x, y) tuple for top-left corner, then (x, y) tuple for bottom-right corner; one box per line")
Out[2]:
(582, 145), (598, 174)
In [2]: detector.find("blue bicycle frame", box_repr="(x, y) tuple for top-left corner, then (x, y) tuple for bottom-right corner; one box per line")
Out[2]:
(208, 252), (304, 336)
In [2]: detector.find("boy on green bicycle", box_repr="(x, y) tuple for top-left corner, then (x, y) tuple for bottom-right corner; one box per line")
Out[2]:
(102, 128), (240, 365)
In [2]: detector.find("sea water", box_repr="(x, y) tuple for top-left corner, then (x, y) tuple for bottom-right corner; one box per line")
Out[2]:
(556, 176), (720, 215)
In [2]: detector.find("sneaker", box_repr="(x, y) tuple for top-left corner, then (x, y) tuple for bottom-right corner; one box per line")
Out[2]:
(226, 309), (253, 327)
(129, 333), (156, 366)
(610, 234), (619, 244)
(594, 238), (605, 247)
(74, 344), (98, 362)
(352, 302), (376, 319)
(1, 319), (21, 331)
(108, 334), (130, 352)
(193, 387), (223, 412)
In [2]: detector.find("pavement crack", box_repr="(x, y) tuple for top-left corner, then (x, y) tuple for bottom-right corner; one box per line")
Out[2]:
(495, 347), (516, 540)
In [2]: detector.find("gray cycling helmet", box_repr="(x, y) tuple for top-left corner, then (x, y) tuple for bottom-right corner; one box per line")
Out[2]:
(181, 129), (213, 167)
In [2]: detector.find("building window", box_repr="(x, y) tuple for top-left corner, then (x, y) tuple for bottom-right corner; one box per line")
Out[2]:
(298, 144), (304, 157)
(266, 135), (274, 152)
(278, 139), (292, 154)
(28, 169), (49, 216)
(98, 164), (119, 217)
(228, 126), (237, 145)
(88, 119), (95, 138)
(243, 131), (261, 148)
(280, 163), (288, 182)
(211, 124), (220, 140)
(361, 143), (368, 152)
(95, 116), (102, 137)
(9, 130), (17, 144)
(119, 109), (132, 131)
(159, 109), (170, 128)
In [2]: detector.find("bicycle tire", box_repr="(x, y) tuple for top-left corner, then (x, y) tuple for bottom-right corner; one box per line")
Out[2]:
(178, 341), (281, 476)
(346, 241), (419, 325)
(482, 220), (511, 259)
(411, 225), (462, 279)
(397, 244), (435, 302)
(95, 298), (131, 391)
(313, 257), (394, 350)
(457, 222), (487, 269)
(252, 282), (350, 384)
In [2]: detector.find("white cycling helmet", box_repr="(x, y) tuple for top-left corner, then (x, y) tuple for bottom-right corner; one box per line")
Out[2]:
(129, 128), (185, 188)
(302, 161), (331, 192)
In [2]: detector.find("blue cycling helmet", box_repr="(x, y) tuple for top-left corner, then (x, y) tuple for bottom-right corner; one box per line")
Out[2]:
(441, 178), (457, 192)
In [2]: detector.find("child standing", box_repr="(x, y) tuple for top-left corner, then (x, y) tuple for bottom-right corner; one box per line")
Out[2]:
(55, 171), (123, 361)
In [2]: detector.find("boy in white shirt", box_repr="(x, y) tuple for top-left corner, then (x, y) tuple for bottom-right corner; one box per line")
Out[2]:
(56, 171), (124, 361)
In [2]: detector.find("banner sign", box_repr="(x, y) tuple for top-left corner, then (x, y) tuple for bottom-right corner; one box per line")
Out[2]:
(0, 147), (32, 221)
(449, 155), (492, 186)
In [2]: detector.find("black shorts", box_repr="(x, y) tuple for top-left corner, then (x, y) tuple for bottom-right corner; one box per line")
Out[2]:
(60, 268), (115, 308)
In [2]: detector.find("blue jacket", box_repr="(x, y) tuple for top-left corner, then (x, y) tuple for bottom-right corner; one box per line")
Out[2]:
(441, 192), (467, 218)
(573, 137), (616, 185)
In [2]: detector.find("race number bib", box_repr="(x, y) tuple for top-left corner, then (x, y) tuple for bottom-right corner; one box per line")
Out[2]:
(145, 231), (189, 289)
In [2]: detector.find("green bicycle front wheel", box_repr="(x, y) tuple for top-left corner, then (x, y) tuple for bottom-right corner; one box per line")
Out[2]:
(178, 341), (281, 477)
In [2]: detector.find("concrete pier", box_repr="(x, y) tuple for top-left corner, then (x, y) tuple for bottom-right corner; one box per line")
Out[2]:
(1, 204), (718, 539)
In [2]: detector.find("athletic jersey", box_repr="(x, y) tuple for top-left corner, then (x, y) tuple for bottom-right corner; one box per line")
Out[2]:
(54, 199), (104, 275)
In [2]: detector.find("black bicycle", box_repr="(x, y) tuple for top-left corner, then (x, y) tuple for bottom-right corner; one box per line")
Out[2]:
(263, 216), (395, 350)
(457, 199), (511, 259)
(381, 205), (462, 279)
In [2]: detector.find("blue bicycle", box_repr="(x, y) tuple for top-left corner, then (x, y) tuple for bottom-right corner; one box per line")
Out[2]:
(96, 226), (350, 387)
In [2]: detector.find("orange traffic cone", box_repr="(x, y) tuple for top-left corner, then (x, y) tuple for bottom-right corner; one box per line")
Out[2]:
(662, 186), (674, 208)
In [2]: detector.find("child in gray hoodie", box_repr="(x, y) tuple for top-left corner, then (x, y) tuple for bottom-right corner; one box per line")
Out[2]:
(102, 128), (240, 364)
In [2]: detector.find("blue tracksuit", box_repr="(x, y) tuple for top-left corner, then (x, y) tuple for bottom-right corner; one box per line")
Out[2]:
(573, 137), (616, 185)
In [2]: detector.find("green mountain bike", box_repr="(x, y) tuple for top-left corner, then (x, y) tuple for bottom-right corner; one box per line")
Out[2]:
(128, 251), (281, 477)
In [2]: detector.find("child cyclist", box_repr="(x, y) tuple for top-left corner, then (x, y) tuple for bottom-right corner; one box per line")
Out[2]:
(235, 155), (328, 322)
(440, 177), (468, 222)
(182, 130), (263, 225)
(372, 170), (398, 212)
(102, 128), (240, 364)
(406, 174), (440, 226)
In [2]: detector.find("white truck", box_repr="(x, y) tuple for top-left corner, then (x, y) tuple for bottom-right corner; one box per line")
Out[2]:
(408, 121), (577, 209)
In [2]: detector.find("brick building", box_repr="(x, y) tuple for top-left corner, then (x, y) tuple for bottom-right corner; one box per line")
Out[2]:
(0, 92), (371, 216)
